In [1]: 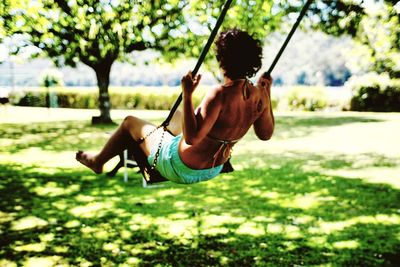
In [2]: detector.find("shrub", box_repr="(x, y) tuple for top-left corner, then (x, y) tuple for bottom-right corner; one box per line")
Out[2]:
(8, 87), (205, 110)
(10, 89), (47, 107)
(282, 86), (328, 111)
(348, 73), (400, 112)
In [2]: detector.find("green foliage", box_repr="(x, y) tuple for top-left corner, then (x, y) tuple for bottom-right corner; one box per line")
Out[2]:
(2, 0), (189, 122)
(11, 90), (47, 107)
(282, 86), (328, 111)
(348, 73), (400, 112)
(4, 0), (187, 67)
(309, 0), (365, 37)
(311, 1), (400, 78)
(355, 3), (400, 78)
(9, 87), (204, 110)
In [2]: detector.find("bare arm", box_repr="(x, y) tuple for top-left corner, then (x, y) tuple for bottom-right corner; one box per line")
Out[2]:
(253, 74), (275, 140)
(181, 71), (222, 145)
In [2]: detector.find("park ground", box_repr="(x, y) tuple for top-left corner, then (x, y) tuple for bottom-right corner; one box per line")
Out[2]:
(0, 106), (399, 266)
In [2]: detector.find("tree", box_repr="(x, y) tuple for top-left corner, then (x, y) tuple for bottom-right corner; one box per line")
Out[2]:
(2, 0), (187, 123)
(2, 0), (290, 122)
(309, 0), (399, 78)
(8, 0), (395, 118)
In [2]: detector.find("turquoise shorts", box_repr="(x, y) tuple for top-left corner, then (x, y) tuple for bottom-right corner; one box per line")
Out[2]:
(147, 133), (223, 184)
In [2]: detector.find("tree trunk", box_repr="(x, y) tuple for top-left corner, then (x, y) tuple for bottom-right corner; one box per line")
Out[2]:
(92, 63), (114, 124)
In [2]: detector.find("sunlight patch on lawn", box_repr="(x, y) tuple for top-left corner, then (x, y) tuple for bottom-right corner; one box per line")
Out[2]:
(332, 240), (360, 249)
(204, 196), (225, 204)
(75, 194), (96, 202)
(120, 229), (133, 240)
(64, 220), (81, 228)
(23, 256), (67, 267)
(156, 188), (183, 197)
(202, 226), (230, 235)
(311, 214), (400, 234)
(69, 202), (114, 218)
(324, 167), (400, 189)
(0, 211), (16, 223)
(201, 213), (246, 235)
(266, 223), (302, 239)
(233, 156), (270, 170)
(128, 214), (154, 231)
(167, 212), (189, 220)
(173, 200), (188, 209)
(40, 233), (55, 242)
(252, 215), (276, 223)
(125, 241), (168, 256)
(32, 182), (80, 197)
(81, 223), (118, 240)
(103, 242), (121, 254)
(125, 257), (141, 265)
(11, 216), (48, 231)
(268, 192), (336, 210)
(141, 198), (157, 204)
(0, 259), (17, 267)
(157, 218), (197, 239)
(14, 242), (47, 252)
(202, 213), (246, 227)
(260, 191), (281, 199)
(75, 257), (93, 267)
(52, 199), (69, 210)
(291, 215), (316, 225)
(54, 246), (69, 253)
(236, 221), (265, 236)
(0, 138), (14, 147)
(308, 236), (328, 246)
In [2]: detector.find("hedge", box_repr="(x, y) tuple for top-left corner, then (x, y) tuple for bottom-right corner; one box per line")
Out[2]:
(9, 85), (346, 112)
(348, 73), (400, 112)
(8, 87), (204, 110)
(280, 86), (328, 111)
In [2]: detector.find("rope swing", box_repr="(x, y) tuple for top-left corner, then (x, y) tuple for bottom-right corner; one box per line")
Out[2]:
(132, 0), (313, 184)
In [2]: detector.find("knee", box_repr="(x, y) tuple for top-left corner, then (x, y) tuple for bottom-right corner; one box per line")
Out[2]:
(122, 115), (137, 130)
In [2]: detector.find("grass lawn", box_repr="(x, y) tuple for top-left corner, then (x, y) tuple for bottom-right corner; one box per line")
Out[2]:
(0, 106), (399, 266)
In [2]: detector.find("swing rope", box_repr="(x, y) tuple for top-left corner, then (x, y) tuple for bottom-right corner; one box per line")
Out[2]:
(135, 0), (235, 182)
(263, 0), (313, 78)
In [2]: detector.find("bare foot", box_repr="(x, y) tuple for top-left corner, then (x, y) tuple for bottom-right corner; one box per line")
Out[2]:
(76, 151), (103, 174)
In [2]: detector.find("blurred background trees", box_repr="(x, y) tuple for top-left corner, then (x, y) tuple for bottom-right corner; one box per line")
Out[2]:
(1, 0), (399, 119)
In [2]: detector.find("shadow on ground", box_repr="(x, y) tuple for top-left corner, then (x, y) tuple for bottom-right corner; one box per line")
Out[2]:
(1, 149), (399, 266)
(0, 115), (384, 154)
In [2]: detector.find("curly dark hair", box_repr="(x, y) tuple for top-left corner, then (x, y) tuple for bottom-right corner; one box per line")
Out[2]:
(215, 29), (263, 80)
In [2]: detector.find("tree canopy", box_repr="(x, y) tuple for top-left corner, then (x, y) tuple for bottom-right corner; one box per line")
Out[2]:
(2, 0), (189, 123)
(310, 0), (399, 78)
(1, 0), (399, 122)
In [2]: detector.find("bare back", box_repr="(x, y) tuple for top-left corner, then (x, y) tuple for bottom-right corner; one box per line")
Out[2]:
(179, 77), (273, 169)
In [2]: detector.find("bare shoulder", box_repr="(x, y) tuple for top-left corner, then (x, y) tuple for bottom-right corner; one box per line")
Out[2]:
(205, 85), (224, 100)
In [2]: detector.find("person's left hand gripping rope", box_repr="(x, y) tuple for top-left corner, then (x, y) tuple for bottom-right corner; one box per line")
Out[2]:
(181, 71), (202, 96)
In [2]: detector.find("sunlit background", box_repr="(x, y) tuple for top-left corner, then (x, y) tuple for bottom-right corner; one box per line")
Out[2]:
(1, 0), (399, 266)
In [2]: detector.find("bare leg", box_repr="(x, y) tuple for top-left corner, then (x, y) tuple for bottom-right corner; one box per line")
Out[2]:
(167, 110), (182, 136)
(76, 115), (160, 174)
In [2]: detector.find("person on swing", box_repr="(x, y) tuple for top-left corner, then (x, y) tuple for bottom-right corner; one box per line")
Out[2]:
(76, 29), (274, 184)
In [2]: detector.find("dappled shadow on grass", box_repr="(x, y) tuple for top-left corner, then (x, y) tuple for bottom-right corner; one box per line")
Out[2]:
(1, 149), (399, 266)
(0, 115), (384, 155)
(0, 121), (117, 154)
(243, 115), (383, 141)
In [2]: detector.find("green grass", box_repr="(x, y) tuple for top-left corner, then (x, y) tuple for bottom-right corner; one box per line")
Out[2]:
(0, 108), (399, 266)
